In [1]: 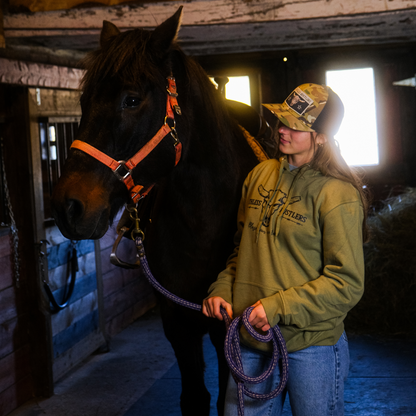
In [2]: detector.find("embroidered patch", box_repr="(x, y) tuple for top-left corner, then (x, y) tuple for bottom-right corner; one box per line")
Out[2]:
(285, 87), (314, 116)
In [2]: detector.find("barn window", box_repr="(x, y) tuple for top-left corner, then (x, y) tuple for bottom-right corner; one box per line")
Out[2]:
(326, 68), (379, 166)
(210, 76), (251, 106)
(39, 117), (79, 221)
(224, 76), (251, 106)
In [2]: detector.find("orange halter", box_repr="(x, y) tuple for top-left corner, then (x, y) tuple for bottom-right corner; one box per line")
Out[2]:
(70, 76), (182, 203)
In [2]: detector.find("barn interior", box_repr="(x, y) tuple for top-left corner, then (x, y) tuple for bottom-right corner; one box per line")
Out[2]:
(1, 1), (416, 415)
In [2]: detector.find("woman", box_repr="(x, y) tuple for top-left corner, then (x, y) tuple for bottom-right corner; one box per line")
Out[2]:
(202, 83), (368, 416)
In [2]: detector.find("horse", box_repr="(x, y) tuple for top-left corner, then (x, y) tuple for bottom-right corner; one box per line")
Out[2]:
(51, 7), (274, 415)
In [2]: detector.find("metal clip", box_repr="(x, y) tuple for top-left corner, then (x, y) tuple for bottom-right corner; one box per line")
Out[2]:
(170, 128), (179, 146)
(129, 207), (145, 241)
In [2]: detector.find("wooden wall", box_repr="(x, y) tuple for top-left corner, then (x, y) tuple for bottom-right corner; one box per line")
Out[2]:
(0, 80), (157, 416)
(0, 232), (34, 416)
(0, 84), (49, 416)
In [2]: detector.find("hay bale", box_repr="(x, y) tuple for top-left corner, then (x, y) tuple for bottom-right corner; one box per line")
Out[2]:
(345, 188), (416, 338)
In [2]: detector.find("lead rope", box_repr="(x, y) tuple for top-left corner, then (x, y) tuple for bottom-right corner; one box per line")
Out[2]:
(133, 234), (289, 415)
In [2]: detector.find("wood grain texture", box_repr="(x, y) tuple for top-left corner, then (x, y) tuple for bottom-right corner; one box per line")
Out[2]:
(5, 0), (416, 26)
(0, 58), (83, 88)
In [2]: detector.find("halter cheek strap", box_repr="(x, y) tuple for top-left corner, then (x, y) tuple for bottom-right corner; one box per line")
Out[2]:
(70, 76), (182, 203)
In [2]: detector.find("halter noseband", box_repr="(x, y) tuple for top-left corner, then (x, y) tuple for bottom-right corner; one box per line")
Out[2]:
(70, 76), (182, 203)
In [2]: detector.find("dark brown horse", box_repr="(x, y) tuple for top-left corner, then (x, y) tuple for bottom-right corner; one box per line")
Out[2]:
(52, 7), (273, 415)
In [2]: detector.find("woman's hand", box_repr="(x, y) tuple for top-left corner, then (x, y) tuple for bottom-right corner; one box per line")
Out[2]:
(249, 300), (271, 331)
(202, 297), (233, 321)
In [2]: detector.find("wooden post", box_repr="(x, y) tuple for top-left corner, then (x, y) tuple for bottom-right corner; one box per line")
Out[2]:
(0, 0), (5, 48)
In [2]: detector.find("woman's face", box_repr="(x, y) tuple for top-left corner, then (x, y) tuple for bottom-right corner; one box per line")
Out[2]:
(278, 122), (318, 167)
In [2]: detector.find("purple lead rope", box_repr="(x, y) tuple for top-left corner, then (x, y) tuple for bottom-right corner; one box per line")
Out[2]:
(135, 236), (289, 416)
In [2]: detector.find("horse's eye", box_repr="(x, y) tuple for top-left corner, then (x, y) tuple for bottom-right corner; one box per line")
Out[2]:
(123, 96), (140, 108)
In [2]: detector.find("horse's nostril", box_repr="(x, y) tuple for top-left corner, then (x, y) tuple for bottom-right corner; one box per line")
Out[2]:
(66, 198), (85, 221)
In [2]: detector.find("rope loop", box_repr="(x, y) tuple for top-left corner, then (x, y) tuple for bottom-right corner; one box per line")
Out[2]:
(134, 236), (288, 415)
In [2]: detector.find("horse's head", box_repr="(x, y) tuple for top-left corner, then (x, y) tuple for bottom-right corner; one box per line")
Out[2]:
(52, 7), (185, 239)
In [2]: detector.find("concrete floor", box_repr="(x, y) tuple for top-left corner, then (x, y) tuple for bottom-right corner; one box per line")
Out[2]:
(9, 306), (416, 416)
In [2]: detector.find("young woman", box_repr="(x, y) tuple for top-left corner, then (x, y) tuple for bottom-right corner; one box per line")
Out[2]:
(202, 83), (368, 416)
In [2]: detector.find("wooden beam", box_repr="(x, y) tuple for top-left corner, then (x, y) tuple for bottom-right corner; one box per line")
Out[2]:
(179, 9), (416, 55)
(2, 1), (416, 66)
(0, 0), (5, 48)
(0, 58), (83, 88)
(4, 0), (416, 29)
(3, 8), (416, 60)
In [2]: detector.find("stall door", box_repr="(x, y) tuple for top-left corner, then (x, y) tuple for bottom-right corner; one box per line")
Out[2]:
(29, 88), (107, 382)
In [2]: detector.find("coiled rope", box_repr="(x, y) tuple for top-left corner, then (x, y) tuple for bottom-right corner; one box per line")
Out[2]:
(135, 236), (289, 416)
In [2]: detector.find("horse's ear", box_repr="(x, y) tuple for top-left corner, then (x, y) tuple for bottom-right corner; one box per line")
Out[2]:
(100, 20), (121, 47)
(150, 6), (183, 52)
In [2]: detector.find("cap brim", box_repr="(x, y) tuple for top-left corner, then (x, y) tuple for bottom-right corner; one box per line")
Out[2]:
(262, 103), (315, 132)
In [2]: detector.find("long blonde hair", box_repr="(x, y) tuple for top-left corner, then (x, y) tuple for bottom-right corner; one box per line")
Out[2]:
(275, 129), (370, 242)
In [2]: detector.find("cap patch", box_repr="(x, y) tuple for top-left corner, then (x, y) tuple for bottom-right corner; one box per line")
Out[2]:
(285, 87), (314, 116)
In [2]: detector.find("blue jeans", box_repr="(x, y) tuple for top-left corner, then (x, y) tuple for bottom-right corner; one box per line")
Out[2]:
(224, 332), (350, 416)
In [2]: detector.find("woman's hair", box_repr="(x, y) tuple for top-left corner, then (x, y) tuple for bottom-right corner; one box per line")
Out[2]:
(275, 127), (370, 242)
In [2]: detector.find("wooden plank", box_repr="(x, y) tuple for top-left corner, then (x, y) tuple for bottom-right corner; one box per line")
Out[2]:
(28, 88), (82, 118)
(48, 272), (97, 311)
(0, 375), (33, 416)
(0, 233), (11, 258)
(0, 0), (5, 49)
(179, 9), (416, 54)
(4, 0), (416, 29)
(0, 254), (13, 291)
(46, 239), (95, 270)
(52, 309), (99, 357)
(0, 286), (17, 323)
(0, 58), (83, 89)
(50, 290), (98, 336)
(0, 345), (31, 394)
(105, 294), (156, 336)
(48, 251), (96, 290)
(102, 267), (142, 298)
(52, 329), (105, 382)
(4, 8), (416, 59)
(103, 277), (154, 319)
(102, 268), (124, 300)
(0, 316), (30, 360)
(93, 239), (108, 349)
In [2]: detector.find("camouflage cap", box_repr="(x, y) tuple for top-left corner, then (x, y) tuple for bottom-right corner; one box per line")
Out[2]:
(262, 83), (344, 136)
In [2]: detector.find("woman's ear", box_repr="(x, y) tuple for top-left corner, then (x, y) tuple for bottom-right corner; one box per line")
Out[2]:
(316, 133), (328, 145)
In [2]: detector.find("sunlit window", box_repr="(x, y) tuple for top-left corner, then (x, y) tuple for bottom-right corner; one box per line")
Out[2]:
(326, 68), (379, 166)
(210, 76), (251, 106)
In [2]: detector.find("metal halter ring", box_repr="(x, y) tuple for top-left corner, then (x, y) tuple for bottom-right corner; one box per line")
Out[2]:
(164, 115), (176, 129)
(114, 161), (132, 181)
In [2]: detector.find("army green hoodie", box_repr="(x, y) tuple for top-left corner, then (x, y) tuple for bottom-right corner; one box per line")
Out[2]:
(207, 157), (364, 353)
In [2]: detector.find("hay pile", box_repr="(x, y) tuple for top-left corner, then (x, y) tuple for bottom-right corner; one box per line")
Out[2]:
(345, 188), (416, 338)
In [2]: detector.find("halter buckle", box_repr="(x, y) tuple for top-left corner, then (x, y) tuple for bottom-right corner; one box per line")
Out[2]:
(114, 161), (132, 182)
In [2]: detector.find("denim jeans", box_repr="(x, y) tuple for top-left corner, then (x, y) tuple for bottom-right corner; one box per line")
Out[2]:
(224, 332), (350, 416)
